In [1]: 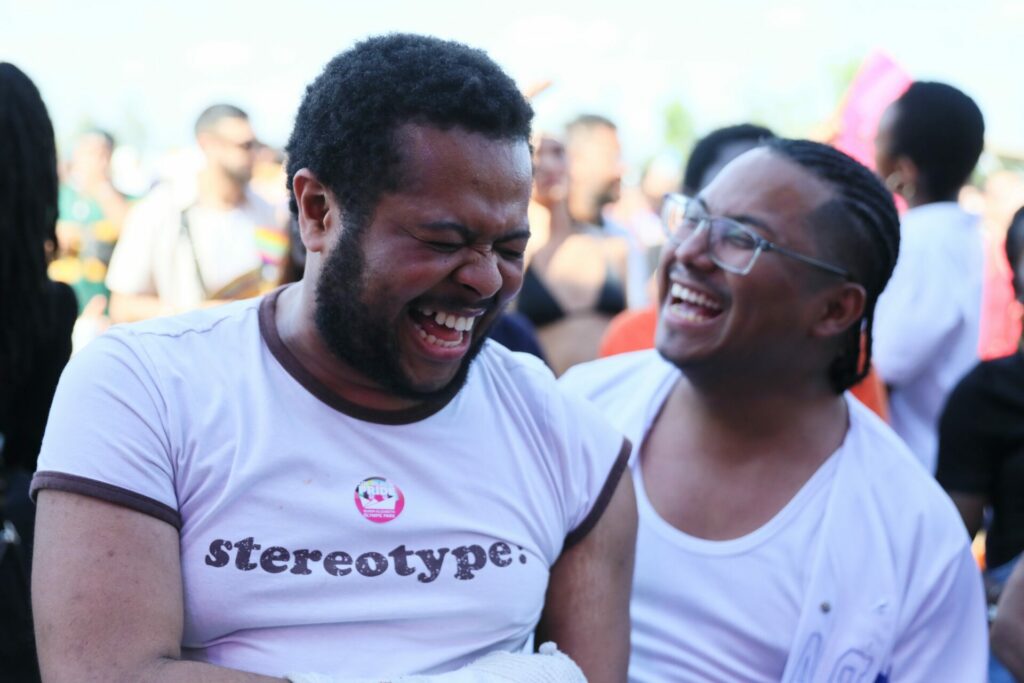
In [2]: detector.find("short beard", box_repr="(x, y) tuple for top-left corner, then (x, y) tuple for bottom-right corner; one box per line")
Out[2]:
(313, 223), (495, 402)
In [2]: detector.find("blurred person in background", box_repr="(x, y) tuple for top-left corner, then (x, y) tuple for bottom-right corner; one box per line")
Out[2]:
(873, 81), (986, 472)
(565, 113), (657, 309)
(105, 104), (285, 322)
(976, 170), (1024, 361)
(0, 61), (78, 683)
(50, 128), (130, 314)
(937, 205), (1024, 683)
(50, 129), (131, 351)
(517, 129), (629, 375)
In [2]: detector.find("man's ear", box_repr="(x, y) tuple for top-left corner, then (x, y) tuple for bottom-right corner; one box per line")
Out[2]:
(293, 168), (337, 255)
(810, 282), (867, 339)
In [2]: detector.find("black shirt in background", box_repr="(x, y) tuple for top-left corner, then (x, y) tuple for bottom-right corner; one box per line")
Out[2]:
(937, 350), (1024, 568)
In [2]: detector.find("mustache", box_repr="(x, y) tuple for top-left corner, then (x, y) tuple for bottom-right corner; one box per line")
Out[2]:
(411, 295), (502, 313)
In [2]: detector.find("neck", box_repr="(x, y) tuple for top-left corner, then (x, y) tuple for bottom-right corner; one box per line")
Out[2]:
(669, 367), (848, 464)
(905, 190), (955, 210)
(197, 166), (245, 209)
(547, 200), (574, 237)
(274, 281), (424, 412)
(569, 195), (602, 226)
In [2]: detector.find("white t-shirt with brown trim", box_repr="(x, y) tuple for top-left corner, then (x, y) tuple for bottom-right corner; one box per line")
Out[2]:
(33, 289), (629, 678)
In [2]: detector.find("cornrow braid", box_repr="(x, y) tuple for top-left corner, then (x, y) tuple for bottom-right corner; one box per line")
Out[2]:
(765, 138), (901, 394)
(0, 63), (60, 385)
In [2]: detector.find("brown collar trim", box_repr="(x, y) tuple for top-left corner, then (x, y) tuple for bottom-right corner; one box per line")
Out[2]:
(258, 286), (458, 425)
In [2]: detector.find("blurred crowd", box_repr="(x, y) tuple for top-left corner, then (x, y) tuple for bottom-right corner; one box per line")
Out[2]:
(4, 44), (1024, 681)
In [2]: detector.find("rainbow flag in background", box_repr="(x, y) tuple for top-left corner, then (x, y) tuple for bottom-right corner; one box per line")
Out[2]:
(255, 225), (289, 265)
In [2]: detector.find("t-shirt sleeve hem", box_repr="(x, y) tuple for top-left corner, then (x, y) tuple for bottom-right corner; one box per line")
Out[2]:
(30, 471), (182, 530)
(563, 437), (632, 549)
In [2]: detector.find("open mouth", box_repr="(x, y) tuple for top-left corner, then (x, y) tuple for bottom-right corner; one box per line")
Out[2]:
(408, 306), (477, 351)
(667, 282), (724, 323)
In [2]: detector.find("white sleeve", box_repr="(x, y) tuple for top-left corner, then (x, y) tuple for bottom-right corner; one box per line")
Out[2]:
(547, 386), (631, 547)
(105, 199), (161, 296)
(888, 543), (988, 681)
(31, 328), (180, 528)
(872, 244), (961, 387)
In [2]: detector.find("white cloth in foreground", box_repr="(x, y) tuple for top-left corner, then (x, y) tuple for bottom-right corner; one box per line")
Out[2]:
(561, 350), (988, 683)
(287, 643), (585, 683)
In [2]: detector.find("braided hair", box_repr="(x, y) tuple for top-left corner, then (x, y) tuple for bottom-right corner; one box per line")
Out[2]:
(0, 63), (59, 385)
(765, 138), (901, 393)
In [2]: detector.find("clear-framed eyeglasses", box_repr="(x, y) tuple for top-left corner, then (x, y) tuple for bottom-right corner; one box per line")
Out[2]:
(660, 193), (853, 279)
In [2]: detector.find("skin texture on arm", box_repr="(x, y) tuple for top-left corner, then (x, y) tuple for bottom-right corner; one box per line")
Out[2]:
(33, 490), (284, 683)
(992, 559), (1024, 680)
(535, 470), (637, 683)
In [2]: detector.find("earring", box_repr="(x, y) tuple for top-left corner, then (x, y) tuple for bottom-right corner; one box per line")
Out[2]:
(884, 172), (916, 201)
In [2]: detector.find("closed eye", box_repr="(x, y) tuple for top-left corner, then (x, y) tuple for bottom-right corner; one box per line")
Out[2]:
(497, 245), (526, 260)
(426, 241), (463, 253)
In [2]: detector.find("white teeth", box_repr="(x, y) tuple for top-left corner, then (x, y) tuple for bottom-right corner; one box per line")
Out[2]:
(669, 303), (712, 322)
(670, 283), (722, 311)
(422, 332), (462, 348)
(425, 310), (474, 331)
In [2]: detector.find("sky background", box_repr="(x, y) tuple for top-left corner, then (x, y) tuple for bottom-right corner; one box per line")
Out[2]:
(3, 0), (1023, 179)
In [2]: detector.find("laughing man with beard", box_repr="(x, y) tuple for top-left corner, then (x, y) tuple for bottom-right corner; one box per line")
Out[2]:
(30, 35), (635, 683)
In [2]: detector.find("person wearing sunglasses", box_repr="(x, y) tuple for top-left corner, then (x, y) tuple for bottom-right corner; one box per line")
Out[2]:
(561, 138), (986, 682)
(105, 104), (285, 323)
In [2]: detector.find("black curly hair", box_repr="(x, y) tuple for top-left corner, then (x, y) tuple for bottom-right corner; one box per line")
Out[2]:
(887, 81), (985, 201)
(285, 33), (533, 233)
(765, 138), (901, 394)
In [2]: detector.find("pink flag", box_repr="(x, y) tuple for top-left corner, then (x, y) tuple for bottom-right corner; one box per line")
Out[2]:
(831, 51), (912, 171)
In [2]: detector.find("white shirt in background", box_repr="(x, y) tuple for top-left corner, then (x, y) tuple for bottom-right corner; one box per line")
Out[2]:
(872, 202), (984, 472)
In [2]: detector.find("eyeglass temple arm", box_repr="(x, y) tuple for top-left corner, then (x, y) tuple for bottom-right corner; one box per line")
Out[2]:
(763, 243), (852, 279)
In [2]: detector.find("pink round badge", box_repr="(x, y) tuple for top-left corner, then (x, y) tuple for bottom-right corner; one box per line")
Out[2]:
(354, 477), (405, 523)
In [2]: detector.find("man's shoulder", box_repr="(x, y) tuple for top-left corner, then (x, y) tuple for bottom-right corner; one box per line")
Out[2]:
(559, 349), (671, 402)
(474, 340), (557, 390)
(108, 298), (263, 358)
(844, 397), (968, 545)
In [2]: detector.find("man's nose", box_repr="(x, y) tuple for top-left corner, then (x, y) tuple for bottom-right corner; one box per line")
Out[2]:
(668, 222), (716, 272)
(454, 249), (503, 299)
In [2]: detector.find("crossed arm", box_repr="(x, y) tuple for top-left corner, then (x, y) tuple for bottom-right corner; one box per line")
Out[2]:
(33, 472), (637, 683)
(33, 490), (283, 683)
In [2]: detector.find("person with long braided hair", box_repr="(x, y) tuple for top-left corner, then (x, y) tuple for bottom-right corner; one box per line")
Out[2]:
(0, 62), (77, 683)
(562, 138), (986, 681)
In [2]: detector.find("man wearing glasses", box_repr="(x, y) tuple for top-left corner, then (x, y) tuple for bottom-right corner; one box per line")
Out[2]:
(561, 138), (987, 682)
(106, 104), (284, 322)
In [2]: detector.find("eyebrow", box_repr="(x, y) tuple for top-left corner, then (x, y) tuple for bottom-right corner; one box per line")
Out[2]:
(419, 221), (531, 243)
(696, 197), (778, 238)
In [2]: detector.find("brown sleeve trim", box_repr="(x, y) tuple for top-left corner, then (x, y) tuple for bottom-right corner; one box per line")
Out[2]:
(564, 437), (632, 549)
(30, 471), (182, 530)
